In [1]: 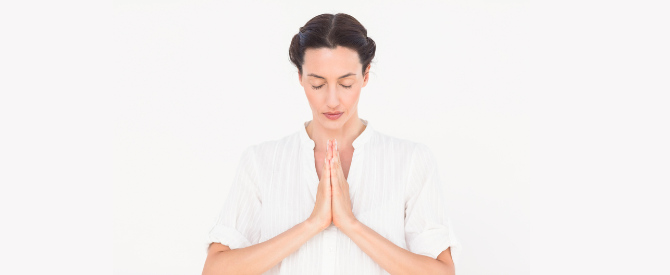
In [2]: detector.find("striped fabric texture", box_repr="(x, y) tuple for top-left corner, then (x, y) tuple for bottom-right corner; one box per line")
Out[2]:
(207, 118), (462, 274)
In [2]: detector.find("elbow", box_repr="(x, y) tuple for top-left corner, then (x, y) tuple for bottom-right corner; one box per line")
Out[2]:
(434, 260), (455, 275)
(202, 264), (214, 275)
(418, 255), (454, 275)
(202, 251), (230, 275)
(202, 265), (220, 275)
(425, 257), (454, 275)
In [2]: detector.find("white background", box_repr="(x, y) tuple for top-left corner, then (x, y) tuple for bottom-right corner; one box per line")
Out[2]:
(1, 0), (668, 274)
(114, 1), (530, 274)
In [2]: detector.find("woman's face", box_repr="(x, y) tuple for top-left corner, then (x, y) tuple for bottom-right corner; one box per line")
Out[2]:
(299, 46), (370, 129)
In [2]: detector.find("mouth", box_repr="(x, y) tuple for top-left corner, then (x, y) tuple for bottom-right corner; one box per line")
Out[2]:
(323, 112), (344, 120)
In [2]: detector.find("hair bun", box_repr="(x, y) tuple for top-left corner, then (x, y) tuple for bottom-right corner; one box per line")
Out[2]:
(288, 13), (375, 76)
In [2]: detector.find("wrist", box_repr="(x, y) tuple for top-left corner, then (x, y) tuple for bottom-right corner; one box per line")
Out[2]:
(340, 218), (360, 235)
(304, 218), (326, 233)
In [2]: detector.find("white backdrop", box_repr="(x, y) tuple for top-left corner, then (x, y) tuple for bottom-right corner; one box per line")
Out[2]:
(113, 1), (529, 274)
(2, 0), (668, 274)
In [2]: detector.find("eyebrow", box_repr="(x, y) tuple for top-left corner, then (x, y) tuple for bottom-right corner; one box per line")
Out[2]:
(307, 73), (356, 79)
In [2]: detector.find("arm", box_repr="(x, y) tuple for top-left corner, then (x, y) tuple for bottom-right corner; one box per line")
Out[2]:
(340, 220), (455, 275)
(204, 141), (335, 275)
(202, 218), (325, 275)
(327, 140), (456, 274)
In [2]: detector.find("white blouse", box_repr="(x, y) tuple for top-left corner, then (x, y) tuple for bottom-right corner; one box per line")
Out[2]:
(206, 118), (462, 274)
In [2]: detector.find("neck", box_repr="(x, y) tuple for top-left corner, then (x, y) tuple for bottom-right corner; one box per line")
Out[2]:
(306, 115), (366, 153)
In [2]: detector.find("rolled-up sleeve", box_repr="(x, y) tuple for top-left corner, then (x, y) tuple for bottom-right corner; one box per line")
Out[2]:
(404, 143), (462, 267)
(208, 145), (262, 250)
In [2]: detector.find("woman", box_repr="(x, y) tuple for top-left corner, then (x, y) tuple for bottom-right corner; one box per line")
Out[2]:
(202, 13), (461, 275)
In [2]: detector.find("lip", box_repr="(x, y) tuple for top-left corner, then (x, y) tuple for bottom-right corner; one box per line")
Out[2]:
(323, 112), (343, 120)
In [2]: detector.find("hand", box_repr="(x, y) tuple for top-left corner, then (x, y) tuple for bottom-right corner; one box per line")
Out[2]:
(307, 139), (333, 231)
(328, 139), (357, 229)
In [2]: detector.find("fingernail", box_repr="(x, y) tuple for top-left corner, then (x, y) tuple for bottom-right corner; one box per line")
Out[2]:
(335, 140), (338, 151)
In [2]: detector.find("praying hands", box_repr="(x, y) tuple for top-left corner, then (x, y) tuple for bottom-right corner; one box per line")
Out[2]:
(306, 139), (358, 231)
(326, 139), (358, 230)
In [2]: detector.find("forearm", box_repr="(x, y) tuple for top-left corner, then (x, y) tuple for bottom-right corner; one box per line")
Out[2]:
(340, 220), (452, 275)
(204, 219), (324, 275)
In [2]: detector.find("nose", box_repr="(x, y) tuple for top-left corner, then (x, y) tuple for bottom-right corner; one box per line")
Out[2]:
(325, 85), (339, 108)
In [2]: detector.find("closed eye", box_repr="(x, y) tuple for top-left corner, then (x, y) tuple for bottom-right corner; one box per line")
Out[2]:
(312, 84), (353, 90)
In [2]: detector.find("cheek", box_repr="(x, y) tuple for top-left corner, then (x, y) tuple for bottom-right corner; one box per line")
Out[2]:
(304, 92), (322, 109)
(343, 90), (361, 106)
(305, 91), (317, 100)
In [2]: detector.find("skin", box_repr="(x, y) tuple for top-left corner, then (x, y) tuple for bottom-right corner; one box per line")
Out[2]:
(203, 46), (455, 275)
(298, 45), (369, 184)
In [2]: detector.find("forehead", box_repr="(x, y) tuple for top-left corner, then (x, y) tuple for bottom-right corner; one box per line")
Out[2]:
(303, 46), (361, 77)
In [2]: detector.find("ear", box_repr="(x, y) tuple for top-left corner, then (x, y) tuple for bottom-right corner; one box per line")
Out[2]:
(362, 64), (371, 87)
(298, 71), (303, 86)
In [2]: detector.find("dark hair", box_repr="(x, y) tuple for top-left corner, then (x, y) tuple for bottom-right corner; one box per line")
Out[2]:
(289, 13), (376, 77)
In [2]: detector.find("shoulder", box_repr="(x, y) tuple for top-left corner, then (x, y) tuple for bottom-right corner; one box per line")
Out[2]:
(372, 130), (438, 175)
(240, 130), (302, 166)
(371, 129), (428, 158)
(371, 131), (438, 199)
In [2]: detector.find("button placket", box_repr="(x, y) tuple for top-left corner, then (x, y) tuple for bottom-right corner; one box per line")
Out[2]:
(321, 225), (337, 275)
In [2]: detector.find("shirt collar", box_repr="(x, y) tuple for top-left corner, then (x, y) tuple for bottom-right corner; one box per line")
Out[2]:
(300, 118), (373, 151)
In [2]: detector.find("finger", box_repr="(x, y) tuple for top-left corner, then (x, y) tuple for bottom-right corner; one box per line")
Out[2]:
(331, 139), (340, 174)
(334, 139), (340, 168)
(329, 139), (335, 171)
(322, 141), (329, 183)
(323, 155), (328, 174)
(333, 140), (347, 188)
(330, 140), (339, 185)
(325, 140), (333, 177)
(327, 139), (332, 163)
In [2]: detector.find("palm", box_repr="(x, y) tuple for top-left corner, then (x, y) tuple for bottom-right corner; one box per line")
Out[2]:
(309, 141), (333, 230)
(326, 139), (356, 229)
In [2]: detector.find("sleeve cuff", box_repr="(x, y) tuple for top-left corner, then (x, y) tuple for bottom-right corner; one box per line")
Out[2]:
(208, 224), (252, 250)
(408, 226), (462, 268)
